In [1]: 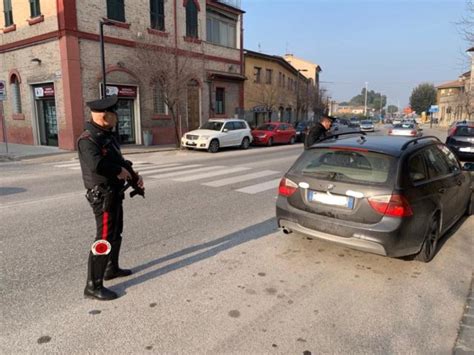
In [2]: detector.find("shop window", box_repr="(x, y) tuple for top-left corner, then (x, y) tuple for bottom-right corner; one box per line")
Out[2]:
(206, 11), (237, 48)
(216, 88), (225, 114)
(3, 0), (13, 26)
(29, 0), (41, 18)
(10, 75), (22, 114)
(150, 0), (165, 31)
(107, 0), (125, 22)
(265, 69), (272, 84)
(185, 0), (198, 38)
(154, 83), (168, 115)
(254, 67), (261, 83)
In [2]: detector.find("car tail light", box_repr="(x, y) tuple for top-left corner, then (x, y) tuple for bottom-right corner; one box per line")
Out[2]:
(448, 127), (457, 137)
(278, 178), (298, 197)
(388, 129), (392, 134)
(410, 130), (417, 136)
(368, 194), (413, 218)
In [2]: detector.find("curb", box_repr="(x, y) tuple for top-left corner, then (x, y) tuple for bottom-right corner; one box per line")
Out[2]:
(454, 275), (474, 354)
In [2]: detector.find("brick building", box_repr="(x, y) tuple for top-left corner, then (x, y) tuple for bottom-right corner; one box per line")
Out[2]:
(0, 0), (244, 149)
(243, 49), (309, 128)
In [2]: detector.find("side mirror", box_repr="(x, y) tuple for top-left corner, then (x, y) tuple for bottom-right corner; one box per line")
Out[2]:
(462, 162), (474, 171)
(223, 128), (229, 133)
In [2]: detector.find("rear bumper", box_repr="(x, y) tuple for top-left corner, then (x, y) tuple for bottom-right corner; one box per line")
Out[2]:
(279, 218), (387, 256)
(276, 197), (419, 257)
(447, 145), (474, 162)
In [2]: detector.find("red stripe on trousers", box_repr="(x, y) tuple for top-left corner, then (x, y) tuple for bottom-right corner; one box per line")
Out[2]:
(102, 212), (109, 240)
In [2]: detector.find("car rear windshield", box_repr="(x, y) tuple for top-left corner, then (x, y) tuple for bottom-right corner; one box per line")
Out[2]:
(201, 121), (224, 131)
(455, 126), (474, 136)
(257, 124), (276, 131)
(291, 148), (396, 185)
(394, 123), (414, 129)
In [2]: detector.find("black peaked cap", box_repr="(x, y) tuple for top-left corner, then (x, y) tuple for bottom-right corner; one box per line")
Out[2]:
(86, 95), (118, 112)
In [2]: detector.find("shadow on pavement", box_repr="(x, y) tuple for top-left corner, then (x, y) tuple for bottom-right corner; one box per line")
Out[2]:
(113, 218), (278, 294)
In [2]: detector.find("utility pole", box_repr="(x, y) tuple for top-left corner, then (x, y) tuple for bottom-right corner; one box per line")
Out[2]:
(364, 82), (368, 117)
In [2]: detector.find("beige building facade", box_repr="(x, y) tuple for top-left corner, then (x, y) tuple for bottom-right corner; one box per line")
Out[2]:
(436, 71), (472, 126)
(243, 50), (309, 127)
(0, 0), (244, 149)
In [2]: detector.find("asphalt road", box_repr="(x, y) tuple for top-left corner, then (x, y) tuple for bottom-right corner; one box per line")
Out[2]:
(1, 127), (472, 354)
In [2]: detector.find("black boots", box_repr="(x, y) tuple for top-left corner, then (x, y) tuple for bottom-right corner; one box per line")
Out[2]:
(84, 280), (118, 301)
(103, 238), (132, 281)
(84, 252), (118, 301)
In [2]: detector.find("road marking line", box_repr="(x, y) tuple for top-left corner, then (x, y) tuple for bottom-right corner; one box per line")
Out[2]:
(236, 178), (281, 194)
(148, 166), (226, 179)
(54, 162), (81, 168)
(139, 164), (202, 175)
(174, 167), (251, 182)
(134, 163), (181, 172)
(202, 170), (280, 187)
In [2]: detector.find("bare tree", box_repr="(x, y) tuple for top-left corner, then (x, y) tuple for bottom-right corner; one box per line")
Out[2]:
(248, 84), (285, 121)
(457, 0), (474, 46)
(132, 40), (204, 147)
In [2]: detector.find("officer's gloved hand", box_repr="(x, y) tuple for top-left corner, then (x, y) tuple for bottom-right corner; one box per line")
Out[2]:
(117, 167), (132, 181)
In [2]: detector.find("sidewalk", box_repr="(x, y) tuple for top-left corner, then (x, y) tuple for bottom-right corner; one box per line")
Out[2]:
(0, 142), (177, 162)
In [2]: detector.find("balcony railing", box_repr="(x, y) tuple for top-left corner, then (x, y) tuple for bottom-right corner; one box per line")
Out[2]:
(215, 0), (241, 9)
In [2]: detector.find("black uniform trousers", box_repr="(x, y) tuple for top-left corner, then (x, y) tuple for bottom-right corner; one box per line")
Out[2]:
(86, 189), (124, 287)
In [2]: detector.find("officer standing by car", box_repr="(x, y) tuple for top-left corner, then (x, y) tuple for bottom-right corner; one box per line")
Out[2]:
(78, 95), (144, 301)
(304, 114), (334, 149)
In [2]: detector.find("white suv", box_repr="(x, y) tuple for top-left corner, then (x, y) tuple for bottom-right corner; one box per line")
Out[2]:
(181, 119), (253, 153)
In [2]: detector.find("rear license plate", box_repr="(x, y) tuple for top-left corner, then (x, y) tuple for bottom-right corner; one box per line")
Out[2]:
(460, 147), (474, 152)
(308, 191), (354, 209)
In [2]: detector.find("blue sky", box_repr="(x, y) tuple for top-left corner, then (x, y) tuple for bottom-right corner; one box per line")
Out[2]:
(242, 0), (471, 108)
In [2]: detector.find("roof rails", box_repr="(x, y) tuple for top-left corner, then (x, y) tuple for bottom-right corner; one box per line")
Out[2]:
(317, 131), (367, 143)
(400, 136), (441, 151)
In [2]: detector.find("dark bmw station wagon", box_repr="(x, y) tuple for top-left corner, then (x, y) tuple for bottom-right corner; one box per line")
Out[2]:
(276, 133), (473, 262)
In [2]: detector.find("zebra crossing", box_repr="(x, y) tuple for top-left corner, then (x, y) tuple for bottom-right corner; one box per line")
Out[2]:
(49, 160), (282, 195)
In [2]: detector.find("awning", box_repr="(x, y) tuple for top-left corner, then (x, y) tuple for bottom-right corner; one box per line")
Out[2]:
(208, 71), (246, 82)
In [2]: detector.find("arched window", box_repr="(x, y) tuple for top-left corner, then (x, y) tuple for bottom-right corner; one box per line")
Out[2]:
(154, 82), (167, 115)
(10, 75), (22, 114)
(185, 0), (198, 38)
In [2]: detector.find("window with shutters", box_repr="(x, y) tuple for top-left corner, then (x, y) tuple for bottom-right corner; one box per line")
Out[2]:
(154, 83), (168, 115)
(3, 0), (13, 26)
(107, 0), (125, 22)
(10, 75), (22, 114)
(150, 0), (165, 31)
(186, 0), (198, 38)
(206, 10), (237, 48)
(216, 88), (225, 114)
(29, 0), (41, 18)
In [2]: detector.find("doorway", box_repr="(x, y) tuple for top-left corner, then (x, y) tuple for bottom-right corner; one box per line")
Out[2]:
(34, 84), (58, 146)
(116, 99), (135, 144)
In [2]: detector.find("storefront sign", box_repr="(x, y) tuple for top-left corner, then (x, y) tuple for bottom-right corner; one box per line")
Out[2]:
(0, 80), (6, 101)
(34, 85), (55, 98)
(106, 85), (137, 98)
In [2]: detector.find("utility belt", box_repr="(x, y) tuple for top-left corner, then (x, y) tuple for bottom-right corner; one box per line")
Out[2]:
(85, 184), (123, 212)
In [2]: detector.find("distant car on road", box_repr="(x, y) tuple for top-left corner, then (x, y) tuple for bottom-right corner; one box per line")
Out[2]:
(446, 121), (474, 162)
(276, 133), (474, 262)
(295, 121), (312, 143)
(181, 118), (252, 153)
(360, 120), (375, 132)
(349, 118), (360, 128)
(388, 123), (422, 137)
(251, 122), (296, 146)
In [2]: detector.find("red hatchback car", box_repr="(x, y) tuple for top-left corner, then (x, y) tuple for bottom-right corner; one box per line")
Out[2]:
(251, 122), (297, 146)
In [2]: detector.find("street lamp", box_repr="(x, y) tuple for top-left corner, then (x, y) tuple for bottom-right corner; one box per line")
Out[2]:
(99, 19), (116, 98)
(364, 82), (368, 117)
(295, 69), (308, 123)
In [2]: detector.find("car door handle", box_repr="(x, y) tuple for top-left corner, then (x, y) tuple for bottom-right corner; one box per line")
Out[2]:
(438, 188), (446, 194)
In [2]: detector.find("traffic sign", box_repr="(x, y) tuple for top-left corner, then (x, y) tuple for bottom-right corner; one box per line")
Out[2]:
(429, 105), (439, 113)
(0, 80), (6, 101)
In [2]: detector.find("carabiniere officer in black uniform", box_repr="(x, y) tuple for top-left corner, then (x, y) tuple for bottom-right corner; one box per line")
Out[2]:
(78, 95), (144, 301)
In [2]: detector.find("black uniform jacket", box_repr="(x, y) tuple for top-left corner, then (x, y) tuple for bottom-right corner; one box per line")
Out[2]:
(77, 121), (127, 190)
(304, 122), (328, 150)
